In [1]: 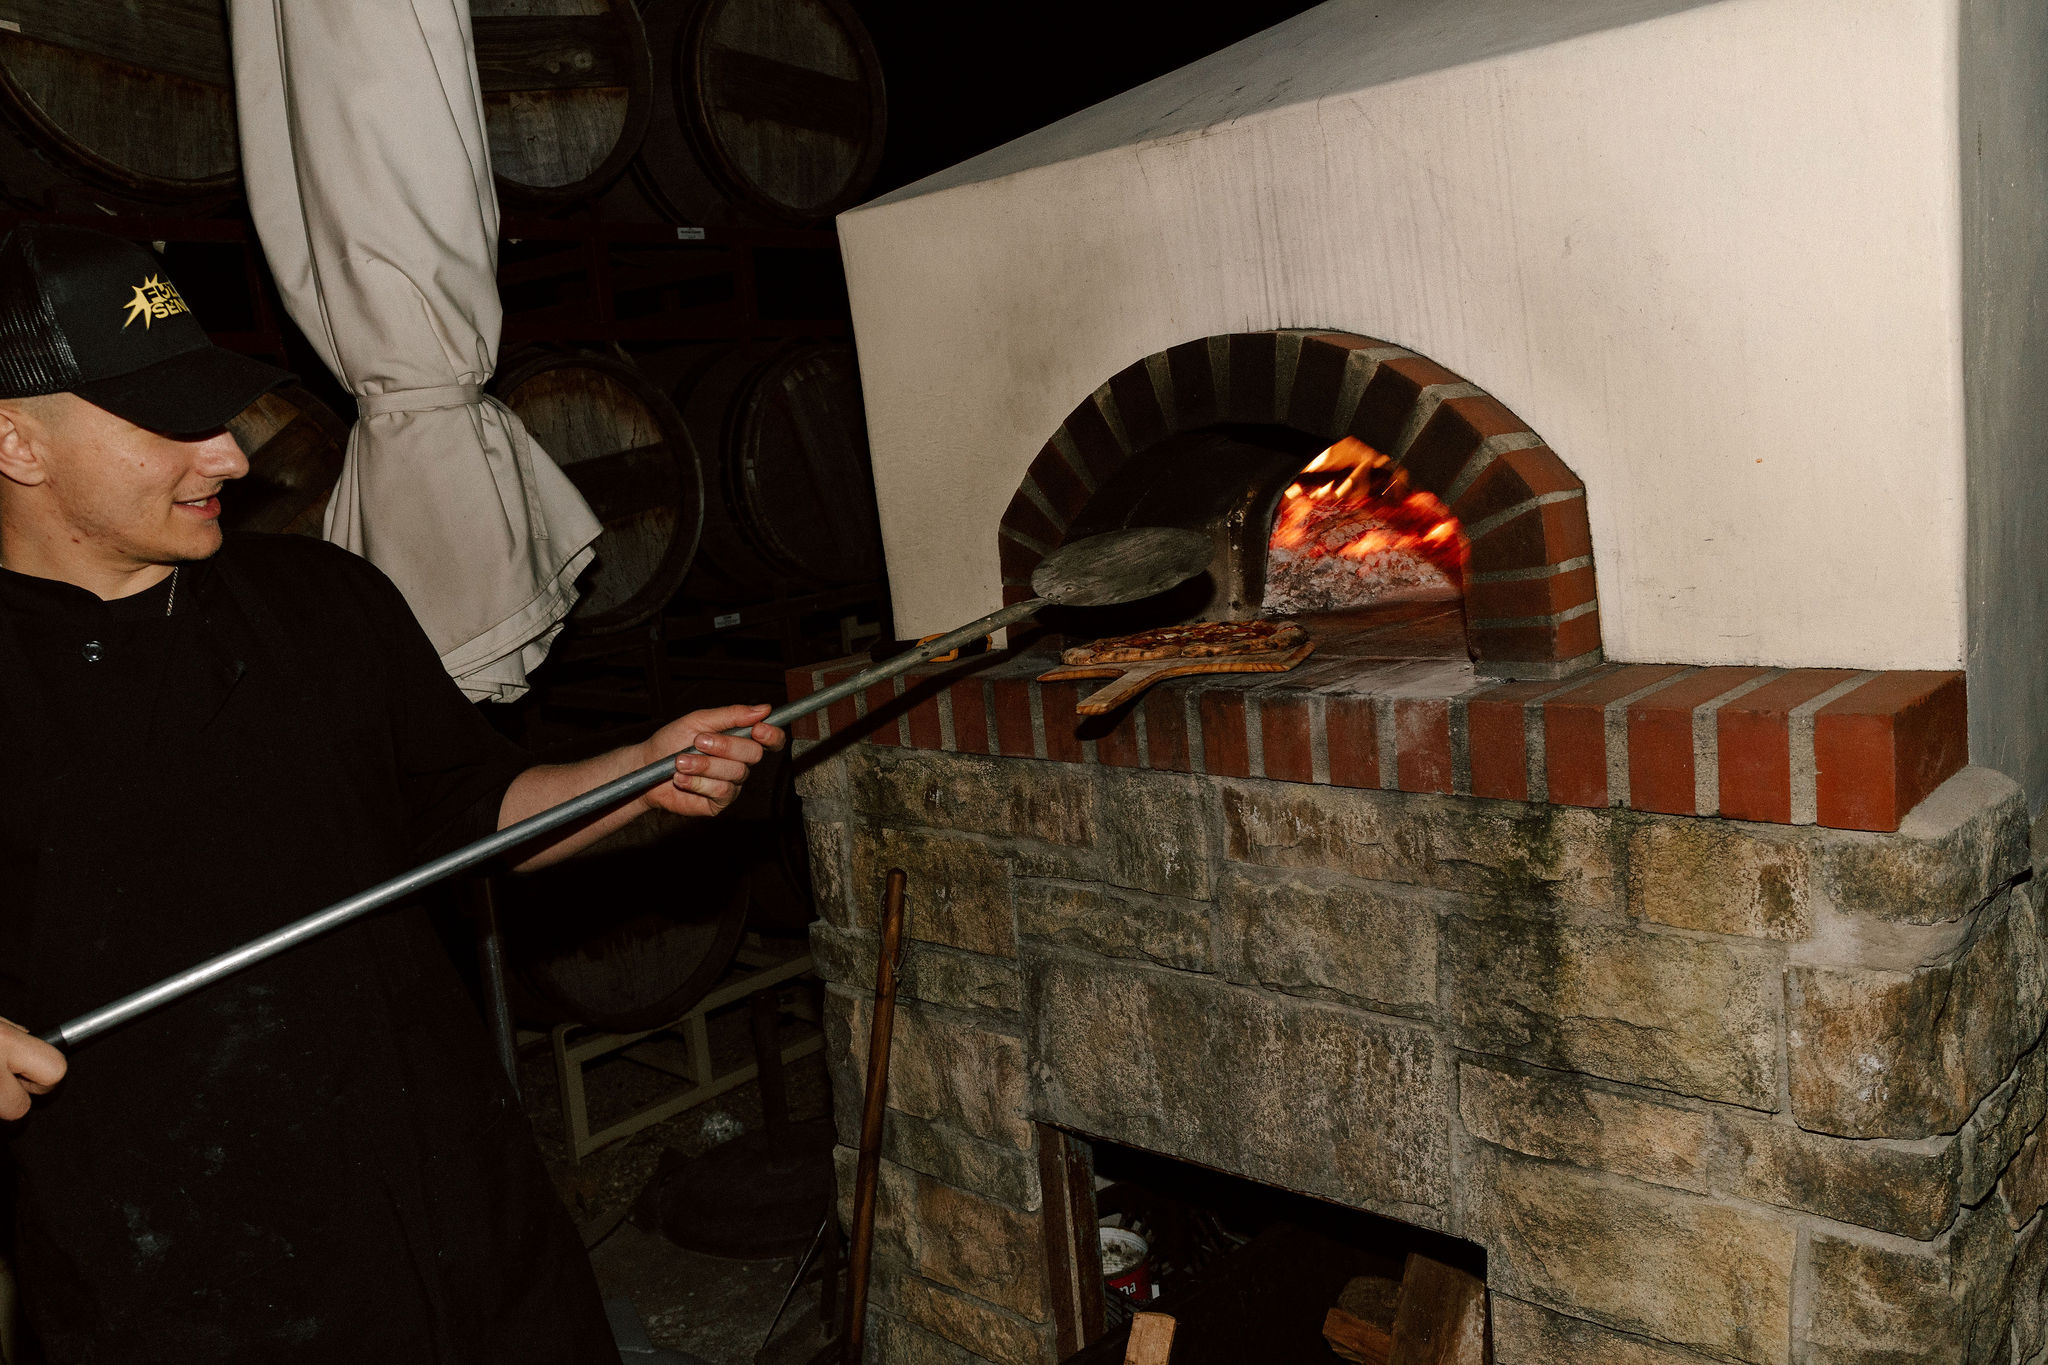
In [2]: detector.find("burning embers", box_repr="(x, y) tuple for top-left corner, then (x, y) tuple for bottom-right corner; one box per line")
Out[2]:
(1264, 437), (1467, 614)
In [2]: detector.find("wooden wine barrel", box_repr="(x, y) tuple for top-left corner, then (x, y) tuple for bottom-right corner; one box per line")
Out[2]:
(473, 0), (654, 205)
(503, 835), (751, 1032)
(664, 340), (883, 595)
(495, 350), (705, 634)
(0, 0), (239, 205)
(221, 384), (351, 537)
(629, 0), (885, 227)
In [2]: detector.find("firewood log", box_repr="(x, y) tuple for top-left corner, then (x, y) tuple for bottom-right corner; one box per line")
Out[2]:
(1123, 1311), (1177, 1365)
(1323, 1305), (1394, 1364)
(1389, 1253), (1488, 1365)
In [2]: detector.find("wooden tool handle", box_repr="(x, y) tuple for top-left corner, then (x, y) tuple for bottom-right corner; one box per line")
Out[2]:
(1074, 660), (1175, 714)
(1041, 639), (1319, 716)
(842, 868), (907, 1363)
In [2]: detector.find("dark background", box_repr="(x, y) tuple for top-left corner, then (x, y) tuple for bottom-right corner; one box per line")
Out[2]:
(849, 2), (1323, 197)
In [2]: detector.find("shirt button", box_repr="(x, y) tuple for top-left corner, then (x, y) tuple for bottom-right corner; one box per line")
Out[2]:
(80, 640), (105, 663)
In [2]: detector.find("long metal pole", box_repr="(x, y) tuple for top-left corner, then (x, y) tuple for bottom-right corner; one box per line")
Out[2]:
(40, 599), (1041, 1051)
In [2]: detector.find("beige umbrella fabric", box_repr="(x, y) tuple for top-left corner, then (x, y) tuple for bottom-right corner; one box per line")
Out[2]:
(228, 0), (600, 702)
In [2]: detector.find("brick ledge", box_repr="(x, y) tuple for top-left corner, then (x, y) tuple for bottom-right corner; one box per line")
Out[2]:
(786, 654), (1965, 833)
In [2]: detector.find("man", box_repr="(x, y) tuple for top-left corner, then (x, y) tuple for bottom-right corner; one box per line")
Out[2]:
(0, 223), (783, 1361)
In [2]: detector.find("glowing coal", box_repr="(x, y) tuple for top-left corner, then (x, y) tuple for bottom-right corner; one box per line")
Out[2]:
(1264, 437), (1467, 614)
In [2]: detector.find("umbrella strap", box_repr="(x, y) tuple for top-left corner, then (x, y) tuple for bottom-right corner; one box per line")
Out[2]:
(357, 383), (483, 416)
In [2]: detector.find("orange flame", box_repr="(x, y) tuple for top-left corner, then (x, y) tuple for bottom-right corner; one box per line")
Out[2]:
(1269, 437), (1467, 587)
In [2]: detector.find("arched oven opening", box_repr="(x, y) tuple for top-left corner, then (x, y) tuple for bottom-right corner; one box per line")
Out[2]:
(1002, 331), (1601, 682)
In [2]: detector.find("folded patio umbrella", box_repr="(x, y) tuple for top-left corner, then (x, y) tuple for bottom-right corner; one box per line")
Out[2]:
(229, 0), (601, 700)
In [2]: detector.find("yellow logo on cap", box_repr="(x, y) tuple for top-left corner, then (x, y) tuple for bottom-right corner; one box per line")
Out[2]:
(121, 275), (188, 330)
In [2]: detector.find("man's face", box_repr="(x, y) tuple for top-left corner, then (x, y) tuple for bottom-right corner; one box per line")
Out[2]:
(13, 393), (248, 568)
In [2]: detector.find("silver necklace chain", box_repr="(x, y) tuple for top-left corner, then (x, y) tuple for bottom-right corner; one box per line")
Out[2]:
(0, 559), (181, 613)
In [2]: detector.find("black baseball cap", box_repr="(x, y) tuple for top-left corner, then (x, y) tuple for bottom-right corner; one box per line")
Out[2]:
(0, 223), (293, 435)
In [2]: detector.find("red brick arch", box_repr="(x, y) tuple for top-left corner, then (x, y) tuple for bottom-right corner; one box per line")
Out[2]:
(997, 330), (1601, 677)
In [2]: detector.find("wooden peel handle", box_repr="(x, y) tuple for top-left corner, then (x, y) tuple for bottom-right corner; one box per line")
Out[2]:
(1038, 640), (1317, 717)
(1073, 661), (1174, 714)
(843, 868), (908, 1362)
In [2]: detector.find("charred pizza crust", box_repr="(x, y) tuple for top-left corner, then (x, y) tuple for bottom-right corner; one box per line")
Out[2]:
(1061, 619), (1307, 665)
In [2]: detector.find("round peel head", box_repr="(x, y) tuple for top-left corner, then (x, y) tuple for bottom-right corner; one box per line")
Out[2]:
(1029, 527), (1213, 607)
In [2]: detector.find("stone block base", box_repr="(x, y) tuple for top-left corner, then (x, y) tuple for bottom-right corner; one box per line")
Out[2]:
(801, 742), (2042, 1363)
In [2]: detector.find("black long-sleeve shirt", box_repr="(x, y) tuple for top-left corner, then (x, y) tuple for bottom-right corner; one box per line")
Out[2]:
(0, 533), (613, 1363)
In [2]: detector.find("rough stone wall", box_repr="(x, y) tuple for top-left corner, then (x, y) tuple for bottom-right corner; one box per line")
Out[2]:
(799, 741), (2046, 1365)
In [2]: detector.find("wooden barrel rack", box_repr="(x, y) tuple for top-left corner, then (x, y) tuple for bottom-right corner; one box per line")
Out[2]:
(502, 839), (752, 1032)
(473, 0), (655, 206)
(0, 0), (240, 208)
(220, 383), (351, 537)
(495, 348), (706, 636)
(622, 0), (886, 229)
(665, 339), (884, 595)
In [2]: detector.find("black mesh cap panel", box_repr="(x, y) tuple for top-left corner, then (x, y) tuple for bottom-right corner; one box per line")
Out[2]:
(0, 227), (81, 399)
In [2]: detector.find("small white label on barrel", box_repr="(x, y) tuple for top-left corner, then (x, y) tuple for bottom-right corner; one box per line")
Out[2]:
(714, 612), (742, 629)
(0, 20), (20, 32)
(676, 227), (707, 241)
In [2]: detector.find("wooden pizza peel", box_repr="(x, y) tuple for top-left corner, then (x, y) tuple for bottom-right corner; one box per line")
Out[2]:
(1037, 638), (1316, 715)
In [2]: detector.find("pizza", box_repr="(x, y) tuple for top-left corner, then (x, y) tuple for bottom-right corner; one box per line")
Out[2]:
(1061, 619), (1308, 665)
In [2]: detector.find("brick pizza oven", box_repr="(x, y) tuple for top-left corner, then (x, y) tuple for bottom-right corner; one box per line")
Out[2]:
(793, 3), (2048, 1362)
